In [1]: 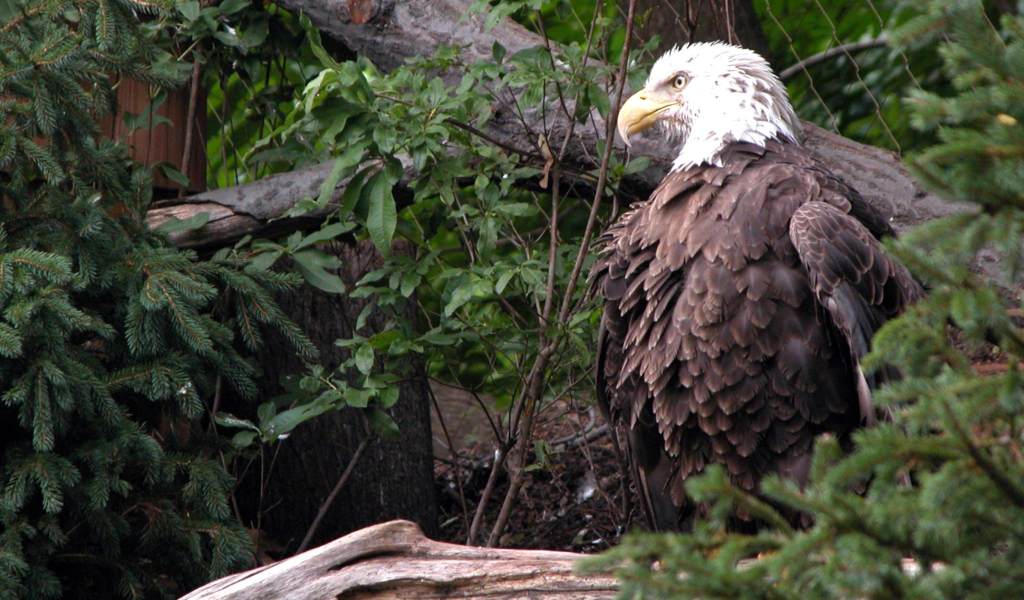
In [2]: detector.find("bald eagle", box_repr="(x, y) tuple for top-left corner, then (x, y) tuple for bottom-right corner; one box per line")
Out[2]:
(592, 43), (923, 531)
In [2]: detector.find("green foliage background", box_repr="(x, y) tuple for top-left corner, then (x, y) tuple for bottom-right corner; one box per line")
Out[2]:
(3, 0), (1019, 595)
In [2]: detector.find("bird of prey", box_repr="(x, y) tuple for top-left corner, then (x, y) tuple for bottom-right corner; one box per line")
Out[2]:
(591, 43), (923, 531)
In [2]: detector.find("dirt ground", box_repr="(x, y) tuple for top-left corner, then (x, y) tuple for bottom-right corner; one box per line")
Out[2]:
(429, 381), (642, 551)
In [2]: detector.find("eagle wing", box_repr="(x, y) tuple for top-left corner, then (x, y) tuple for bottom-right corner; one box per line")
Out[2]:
(593, 142), (923, 531)
(595, 203), (692, 530)
(597, 271), (693, 529)
(789, 201), (924, 423)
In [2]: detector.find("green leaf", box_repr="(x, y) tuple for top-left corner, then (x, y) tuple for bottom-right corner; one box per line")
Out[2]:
(365, 170), (397, 254)
(215, 413), (260, 432)
(627, 68), (648, 96)
(588, 84), (610, 119)
(343, 387), (374, 408)
(247, 248), (284, 272)
(355, 303), (374, 330)
(623, 156), (651, 175)
(155, 162), (192, 187)
(355, 345), (374, 375)
(301, 13), (343, 71)
(418, 329), (459, 346)
(317, 157), (352, 207)
(232, 431), (257, 448)
(218, 0), (250, 14)
(338, 167), (370, 221)
(154, 212), (210, 234)
(257, 402), (276, 427)
(378, 386), (399, 410)
(267, 403), (333, 438)
(292, 250), (346, 293)
(368, 330), (402, 350)
(494, 202), (537, 217)
(294, 222), (355, 251)
(444, 276), (493, 317)
(302, 69), (340, 113)
(178, 1), (201, 22)
(123, 109), (173, 132)
(336, 138), (371, 170)
(492, 41), (507, 64)
(240, 18), (269, 47)
(400, 271), (420, 297)
(214, 30), (244, 48)
(366, 407), (400, 439)
(483, 0), (519, 32)
(495, 268), (517, 294)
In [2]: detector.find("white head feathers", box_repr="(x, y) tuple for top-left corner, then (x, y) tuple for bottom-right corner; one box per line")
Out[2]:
(619, 43), (801, 171)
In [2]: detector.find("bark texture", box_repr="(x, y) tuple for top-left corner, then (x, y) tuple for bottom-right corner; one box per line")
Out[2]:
(181, 520), (618, 600)
(232, 240), (438, 552)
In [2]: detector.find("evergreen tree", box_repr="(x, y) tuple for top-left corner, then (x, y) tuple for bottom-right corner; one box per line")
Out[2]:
(588, 1), (1024, 598)
(0, 1), (314, 597)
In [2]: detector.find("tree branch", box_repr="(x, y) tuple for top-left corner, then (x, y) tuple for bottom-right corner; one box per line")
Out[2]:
(150, 0), (958, 255)
(779, 34), (890, 81)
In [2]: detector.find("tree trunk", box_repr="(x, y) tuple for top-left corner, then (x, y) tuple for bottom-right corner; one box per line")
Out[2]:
(233, 240), (438, 554)
(180, 520), (618, 600)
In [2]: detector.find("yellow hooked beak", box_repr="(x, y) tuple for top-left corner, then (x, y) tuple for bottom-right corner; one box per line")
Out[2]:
(616, 88), (678, 147)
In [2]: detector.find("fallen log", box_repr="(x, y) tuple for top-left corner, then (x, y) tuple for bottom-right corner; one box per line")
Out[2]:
(180, 520), (618, 600)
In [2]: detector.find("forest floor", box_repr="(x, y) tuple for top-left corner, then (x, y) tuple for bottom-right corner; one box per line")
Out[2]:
(428, 381), (643, 552)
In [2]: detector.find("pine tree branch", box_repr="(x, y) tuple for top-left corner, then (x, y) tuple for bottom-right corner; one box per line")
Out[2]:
(941, 399), (1024, 509)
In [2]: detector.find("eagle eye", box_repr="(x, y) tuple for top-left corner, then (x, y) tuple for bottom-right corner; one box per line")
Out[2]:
(672, 74), (688, 89)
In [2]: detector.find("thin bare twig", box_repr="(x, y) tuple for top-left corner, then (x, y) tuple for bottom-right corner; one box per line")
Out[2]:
(550, 423), (610, 450)
(485, 161), (562, 546)
(467, 445), (508, 544)
(485, 0), (638, 547)
(810, 1), (900, 151)
(762, 3), (840, 133)
(428, 376), (503, 442)
(778, 34), (889, 81)
(426, 380), (471, 535)
(297, 433), (373, 554)
(177, 46), (203, 199)
(557, 11), (634, 325)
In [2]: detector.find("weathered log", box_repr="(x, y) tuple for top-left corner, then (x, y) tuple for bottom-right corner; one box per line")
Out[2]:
(150, 0), (961, 253)
(180, 520), (618, 600)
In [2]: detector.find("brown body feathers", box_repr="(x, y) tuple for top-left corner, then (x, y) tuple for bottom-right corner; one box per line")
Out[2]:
(592, 140), (922, 530)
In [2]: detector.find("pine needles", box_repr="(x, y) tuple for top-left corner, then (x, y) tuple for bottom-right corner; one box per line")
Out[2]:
(0, 1), (313, 598)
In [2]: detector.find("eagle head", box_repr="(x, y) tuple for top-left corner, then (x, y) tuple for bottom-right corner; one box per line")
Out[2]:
(617, 43), (800, 171)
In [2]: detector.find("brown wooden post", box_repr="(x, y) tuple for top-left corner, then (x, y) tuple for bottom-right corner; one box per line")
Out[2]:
(102, 72), (207, 194)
